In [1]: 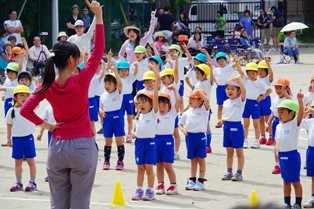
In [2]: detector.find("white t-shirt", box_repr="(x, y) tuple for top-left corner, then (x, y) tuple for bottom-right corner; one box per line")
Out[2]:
(188, 38), (203, 50)
(29, 45), (50, 62)
(3, 78), (18, 99)
(130, 58), (148, 81)
(165, 57), (190, 81)
(213, 65), (235, 86)
(271, 96), (286, 117)
(276, 117), (300, 152)
(4, 20), (22, 44)
(242, 77), (269, 100)
(156, 107), (178, 135)
(179, 105), (209, 133)
(99, 89), (122, 112)
(194, 79), (212, 100)
(185, 68), (198, 87)
(95, 71), (104, 97)
(301, 118), (314, 147)
(135, 109), (157, 138)
(160, 82), (180, 106)
(222, 96), (245, 122)
(5, 107), (36, 137)
(41, 104), (56, 124)
(88, 75), (101, 98)
(121, 74), (136, 95)
(258, 76), (271, 87)
(303, 92), (314, 105)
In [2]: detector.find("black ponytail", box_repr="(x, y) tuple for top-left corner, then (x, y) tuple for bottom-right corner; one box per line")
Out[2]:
(35, 41), (80, 95)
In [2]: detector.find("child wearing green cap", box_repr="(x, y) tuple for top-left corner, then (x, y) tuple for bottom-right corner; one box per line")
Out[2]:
(276, 91), (304, 209)
(3, 62), (19, 116)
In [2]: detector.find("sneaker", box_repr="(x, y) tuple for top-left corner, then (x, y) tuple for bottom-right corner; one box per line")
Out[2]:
(25, 180), (37, 192)
(296, 60), (303, 64)
(303, 198), (314, 208)
(44, 176), (48, 182)
(282, 203), (291, 209)
(126, 134), (132, 143)
(272, 165), (281, 174)
(185, 180), (196, 190)
(165, 185), (178, 195)
(291, 203), (302, 209)
(206, 147), (212, 153)
(132, 188), (144, 201)
(142, 188), (155, 201)
(97, 128), (103, 134)
(231, 173), (243, 181)
(156, 183), (165, 195)
(10, 182), (23, 192)
(259, 137), (267, 144)
(102, 161), (110, 170)
(174, 153), (180, 160)
(221, 172), (233, 181)
(192, 181), (205, 191)
(266, 138), (275, 145)
(250, 141), (260, 149)
(243, 141), (248, 149)
(215, 121), (223, 128)
(115, 161), (124, 170)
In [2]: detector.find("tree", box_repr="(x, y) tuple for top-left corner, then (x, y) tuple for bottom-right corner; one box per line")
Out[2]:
(303, 0), (314, 24)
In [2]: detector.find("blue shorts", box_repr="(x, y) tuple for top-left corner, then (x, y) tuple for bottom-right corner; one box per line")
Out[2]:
(88, 97), (98, 121)
(103, 110), (125, 138)
(4, 98), (12, 117)
(135, 137), (156, 165)
(179, 80), (184, 96)
(279, 150), (301, 183)
(174, 116), (179, 129)
(95, 95), (100, 111)
(260, 95), (272, 116)
(156, 135), (174, 163)
(242, 99), (260, 119)
(185, 132), (206, 159)
(306, 146), (314, 176)
(121, 93), (134, 116)
(216, 85), (228, 106)
(223, 121), (245, 148)
(48, 131), (52, 147)
(136, 80), (145, 92)
(12, 134), (36, 160)
(272, 117), (280, 140)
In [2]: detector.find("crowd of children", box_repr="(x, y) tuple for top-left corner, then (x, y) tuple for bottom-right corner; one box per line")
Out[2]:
(2, 2), (314, 208)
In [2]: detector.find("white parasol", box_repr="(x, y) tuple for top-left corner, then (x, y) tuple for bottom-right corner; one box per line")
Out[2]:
(280, 22), (309, 32)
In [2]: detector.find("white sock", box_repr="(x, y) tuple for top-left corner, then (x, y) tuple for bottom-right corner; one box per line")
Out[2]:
(275, 162), (279, 166)
(255, 139), (259, 143)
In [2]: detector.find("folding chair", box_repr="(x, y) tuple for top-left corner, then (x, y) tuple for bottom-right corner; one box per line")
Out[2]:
(213, 38), (227, 55)
(279, 44), (293, 64)
(226, 38), (240, 56)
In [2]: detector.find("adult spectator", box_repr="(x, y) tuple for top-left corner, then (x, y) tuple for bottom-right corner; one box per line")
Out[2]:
(1, 41), (13, 62)
(129, 7), (140, 27)
(66, 4), (82, 37)
(0, 29), (5, 54)
(239, 10), (254, 38)
(157, 5), (175, 42)
(29, 36), (50, 75)
(57, 31), (68, 42)
(215, 11), (226, 38)
(154, 8), (164, 30)
(187, 32), (203, 52)
(191, 26), (205, 47)
(239, 30), (264, 60)
(270, 6), (283, 50)
(8, 35), (17, 46)
(3, 10), (24, 45)
(81, 6), (91, 32)
(178, 11), (190, 36)
(257, 9), (271, 45)
(283, 31), (301, 64)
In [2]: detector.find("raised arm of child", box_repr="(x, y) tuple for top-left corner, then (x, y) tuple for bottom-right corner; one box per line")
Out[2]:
(265, 57), (273, 83)
(236, 76), (246, 102)
(150, 43), (159, 57)
(194, 89), (210, 110)
(174, 54), (179, 84)
(111, 65), (122, 94)
(97, 60), (106, 82)
(153, 79), (158, 113)
(257, 87), (272, 102)
(148, 63), (160, 90)
(234, 57), (243, 77)
(182, 43), (192, 62)
(297, 89), (304, 126)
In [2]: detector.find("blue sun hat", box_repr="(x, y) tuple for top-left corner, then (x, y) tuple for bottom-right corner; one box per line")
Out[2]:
(117, 60), (130, 69)
(195, 53), (207, 63)
(215, 52), (227, 60)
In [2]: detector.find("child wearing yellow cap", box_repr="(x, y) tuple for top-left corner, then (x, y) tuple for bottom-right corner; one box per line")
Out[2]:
(5, 85), (37, 192)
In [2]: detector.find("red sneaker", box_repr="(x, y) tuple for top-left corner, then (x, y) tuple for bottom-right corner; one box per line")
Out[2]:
(206, 147), (212, 153)
(156, 183), (165, 195)
(259, 137), (267, 145)
(215, 122), (223, 128)
(272, 165), (281, 174)
(266, 138), (275, 145)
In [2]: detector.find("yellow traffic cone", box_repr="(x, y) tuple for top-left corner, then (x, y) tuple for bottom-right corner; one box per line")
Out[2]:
(250, 190), (259, 208)
(111, 180), (125, 206)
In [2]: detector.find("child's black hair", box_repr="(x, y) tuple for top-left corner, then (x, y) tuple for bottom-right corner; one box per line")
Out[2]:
(158, 96), (171, 107)
(148, 58), (158, 66)
(260, 68), (269, 75)
(165, 74), (174, 82)
(104, 74), (117, 84)
(226, 84), (240, 91)
(246, 70), (257, 74)
(18, 73), (32, 82)
(6, 69), (18, 75)
(216, 56), (227, 62)
(195, 67), (205, 76)
(137, 94), (153, 104)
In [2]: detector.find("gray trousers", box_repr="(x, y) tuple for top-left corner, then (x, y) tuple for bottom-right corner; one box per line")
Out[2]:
(47, 137), (98, 209)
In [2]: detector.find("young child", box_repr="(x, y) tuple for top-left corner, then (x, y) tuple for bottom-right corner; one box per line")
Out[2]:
(238, 62), (272, 149)
(5, 85), (37, 192)
(118, 60), (137, 143)
(131, 45), (149, 92)
(276, 93), (304, 209)
(154, 32), (167, 54)
(179, 88), (210, 191)
(155, 89), (180, 195)
(257, 59), (274, 145)
(301, 101), (314, 208)
(303, 74), (314, 107)
(266, 78), (291, 174)
(132, 80), (158, 201)
(213, 52), (237, 128)
(99, 65), (125, 170)
(221, 75), (246, 181)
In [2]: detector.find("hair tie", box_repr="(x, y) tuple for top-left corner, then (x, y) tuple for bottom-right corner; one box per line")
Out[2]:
(49, 52), (55, 58)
